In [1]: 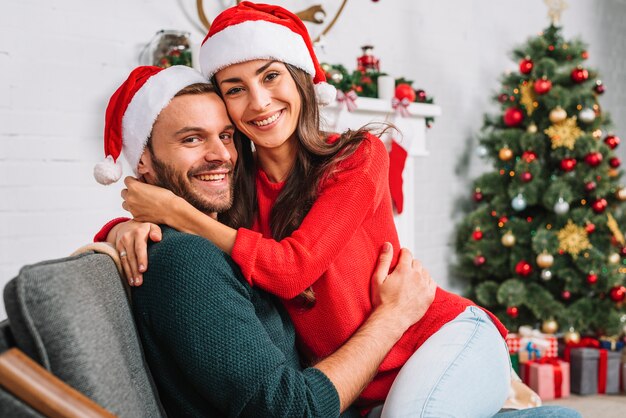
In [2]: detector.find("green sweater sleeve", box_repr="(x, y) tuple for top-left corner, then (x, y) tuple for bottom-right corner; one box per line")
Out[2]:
(135, 228), (340, 418)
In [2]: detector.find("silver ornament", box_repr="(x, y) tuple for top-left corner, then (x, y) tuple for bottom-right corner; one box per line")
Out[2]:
(511, 194), (527, 211)
(476, 145), (488, 158)
(553, 197), (570, 215)
(579, 108), (596, 124)
(541, 269), (553, 281)
(327, 69), (343, 84)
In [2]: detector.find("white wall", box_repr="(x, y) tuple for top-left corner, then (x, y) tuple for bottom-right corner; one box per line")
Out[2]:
(2, 0), (625, 317)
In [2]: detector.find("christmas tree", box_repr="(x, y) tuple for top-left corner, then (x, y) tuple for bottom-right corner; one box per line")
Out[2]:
(454, 14), (626, 338)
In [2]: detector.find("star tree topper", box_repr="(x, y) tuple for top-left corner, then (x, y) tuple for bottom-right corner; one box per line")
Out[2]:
(545, 0), (568, 26)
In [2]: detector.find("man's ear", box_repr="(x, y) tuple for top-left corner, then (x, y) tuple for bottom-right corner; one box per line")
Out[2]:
(137, 148), (155, 183)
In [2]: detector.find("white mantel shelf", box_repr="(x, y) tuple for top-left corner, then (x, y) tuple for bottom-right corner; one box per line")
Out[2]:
(321, 97), (442, 157)
(320, 96), (442, 254)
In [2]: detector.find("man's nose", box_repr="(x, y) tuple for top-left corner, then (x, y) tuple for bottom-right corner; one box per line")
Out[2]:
(204, 138), (231, 162)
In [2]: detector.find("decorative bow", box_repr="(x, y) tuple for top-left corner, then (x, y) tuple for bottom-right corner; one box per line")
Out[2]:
(518, 326), (553, 353)
(336, 90), (358, 112)
(392, 97), (411, 117)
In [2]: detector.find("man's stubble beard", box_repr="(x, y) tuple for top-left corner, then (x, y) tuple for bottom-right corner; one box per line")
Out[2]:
(149, 152), (234, 214)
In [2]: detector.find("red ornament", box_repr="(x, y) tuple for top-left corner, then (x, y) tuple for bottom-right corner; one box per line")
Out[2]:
(609, 285), (626, 303)
(604, 135), (620, 149)
(473, 229), (484, 241)
(473, 191), (483, 202)
(534, 77), (552, 95)
(521, 172), (533, 182)
(503, 107), (524, 127)
(581, 51), (589, 59)
(609, 157), (621, 168)
(357, 45), (380, 72)
(474, 255), (486, 266)
(519, 58), (534, 74)
(498, 216), (509, 225)
(522, 151), (537, 163)
(415, 89), (427, 102)
(587, 273), (598, 284)
(591, 198), (608, 213)
(621, 246), (626, 257)
(585, 223), (596, 234)
(506, 306), (519, 318)
(515, 260), (533, 277)
(394, 83), (416, 102)
(594, 82), (605, 95)
(562, 290), (572, 300)
(560, 158), (577, 172)
(571, 67), (589, 83)
(498, 93), (509, 103)
(584, 181), (597, 192)
(584, 152), (603, 167)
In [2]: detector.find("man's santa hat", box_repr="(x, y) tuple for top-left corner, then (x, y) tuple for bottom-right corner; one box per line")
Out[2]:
(94, 65), (207, 185)
(199, 1), (336, 105)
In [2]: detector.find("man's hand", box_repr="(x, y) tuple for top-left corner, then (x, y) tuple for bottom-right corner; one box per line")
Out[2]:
(371, 243), (436, 335)
(107, 219), (162, 286)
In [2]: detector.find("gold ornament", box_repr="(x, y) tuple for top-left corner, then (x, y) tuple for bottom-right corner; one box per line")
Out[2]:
(616, 187), (626, 201)
(609, 168), (619, 178)
(519, 82), (536, 116)
(527, 123), (538, 134)
(564, 329), (581, 344)
(544, 117), (583, 150)
(501, 231), (516, 247)
(608, 252), (621, 265)
(542, 319), (559, 334)
(607, 213), (626, 246)
(592, 129), (603, 139)
(557, 220), (592, 257)
(549, 106), (567, 123)
(536, 252), (554, 268)
(499, 147), (514, 161)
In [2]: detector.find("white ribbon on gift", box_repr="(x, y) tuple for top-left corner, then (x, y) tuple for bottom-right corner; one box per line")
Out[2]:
(336, 90), (358, 112)
(392, 97), (411, 117)
(518, 325), (553, 353)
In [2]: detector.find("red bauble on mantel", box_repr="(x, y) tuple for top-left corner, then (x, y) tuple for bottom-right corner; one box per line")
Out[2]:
(519, 57), (534, 74)
(571, 67), (589, 83)
(504, 107), (524, 127)
(534, 77), (552, 95)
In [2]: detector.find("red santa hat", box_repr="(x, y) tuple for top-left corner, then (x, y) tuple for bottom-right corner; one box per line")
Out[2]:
(94, 65), (207, 185)
(199, 1), (336, 105)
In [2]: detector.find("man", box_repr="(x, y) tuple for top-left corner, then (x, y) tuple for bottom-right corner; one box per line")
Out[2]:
(94, 65), (580, 418)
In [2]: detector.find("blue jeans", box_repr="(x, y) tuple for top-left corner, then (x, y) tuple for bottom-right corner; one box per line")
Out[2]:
(371, 306), (511, 417)
(494, 406), (582, 417)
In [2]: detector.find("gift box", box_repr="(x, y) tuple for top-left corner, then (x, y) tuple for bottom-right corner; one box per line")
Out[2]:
(510, 353), (520, 374)
(521, 358), (570, 401)
(599, 336), (625, 352)
(506, 334), (521, 354)
(570, 347), (621, 395)
(507, 326), (558, 357)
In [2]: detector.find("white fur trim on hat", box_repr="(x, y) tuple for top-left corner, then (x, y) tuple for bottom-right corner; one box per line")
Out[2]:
(121, 66), (207, 175)
(94, 155), (123, 185)
(200, 20), (315, 80)
(315, 82), (337, 106)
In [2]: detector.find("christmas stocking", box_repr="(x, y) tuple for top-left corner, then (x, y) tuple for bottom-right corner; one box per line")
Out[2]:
(389, 139), (408, 214)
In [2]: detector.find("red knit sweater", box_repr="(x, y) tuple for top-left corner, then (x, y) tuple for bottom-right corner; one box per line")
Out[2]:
(230, 134), (507, 407)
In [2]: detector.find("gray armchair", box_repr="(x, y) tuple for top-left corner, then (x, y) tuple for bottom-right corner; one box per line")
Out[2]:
(0, 251), (165, 417)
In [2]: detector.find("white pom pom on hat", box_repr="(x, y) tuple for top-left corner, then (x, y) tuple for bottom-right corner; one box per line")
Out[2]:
(199, 1), (336, 107)
(94, 65), (207, 185)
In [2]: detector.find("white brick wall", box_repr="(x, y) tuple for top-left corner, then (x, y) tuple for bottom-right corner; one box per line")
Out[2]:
(2, 0), (625, 317)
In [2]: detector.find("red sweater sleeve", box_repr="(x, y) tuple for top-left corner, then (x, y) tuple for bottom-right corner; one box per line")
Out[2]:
(93, 217), (130, 242)
(231, 135), (391, 299)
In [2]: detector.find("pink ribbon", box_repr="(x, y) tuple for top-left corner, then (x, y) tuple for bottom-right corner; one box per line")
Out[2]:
(392, 97), (411, 117)
(336, 90), (358, 112)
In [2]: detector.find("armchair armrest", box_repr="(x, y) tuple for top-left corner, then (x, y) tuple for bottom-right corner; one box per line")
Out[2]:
(0, 348), (116, 418)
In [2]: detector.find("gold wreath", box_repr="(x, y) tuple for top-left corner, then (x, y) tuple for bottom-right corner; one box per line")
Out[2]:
(196, 0), (348, 43)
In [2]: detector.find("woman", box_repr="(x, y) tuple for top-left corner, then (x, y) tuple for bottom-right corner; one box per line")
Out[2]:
(100, 2), (511, 416)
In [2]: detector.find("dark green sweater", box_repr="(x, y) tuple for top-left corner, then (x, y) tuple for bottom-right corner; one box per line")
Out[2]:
(133, 227), (358, 417)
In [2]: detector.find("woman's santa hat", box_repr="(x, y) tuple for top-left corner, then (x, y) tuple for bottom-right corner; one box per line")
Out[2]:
(199, 1), (336, 105)
(94, 65), (207, 185)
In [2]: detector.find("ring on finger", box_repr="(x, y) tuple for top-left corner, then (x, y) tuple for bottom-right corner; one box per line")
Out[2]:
(120, 250), (128, 257)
